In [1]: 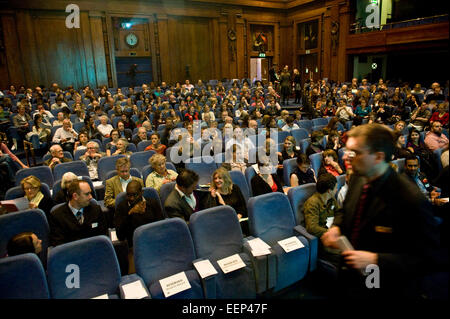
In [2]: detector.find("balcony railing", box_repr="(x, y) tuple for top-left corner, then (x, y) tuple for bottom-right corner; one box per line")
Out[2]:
(350, 14), (448, 34)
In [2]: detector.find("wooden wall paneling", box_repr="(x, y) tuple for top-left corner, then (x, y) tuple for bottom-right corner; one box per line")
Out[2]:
(15, 11), (42, 88)
(210, 18), (221, 81)
(1, 14), (25, 88)
(166, 16), (178, 84)
(147, 16), (159, 85)
(89, 13), (109, 87)
(105, 14), (118, 88)
(337, 4), (350, 82)
(219, 16), (229, 79)
(157, 15), (170, 84)
(279, 20), (293, 70)
(322, 7), (331, 81)
(236, 18), (245, 79)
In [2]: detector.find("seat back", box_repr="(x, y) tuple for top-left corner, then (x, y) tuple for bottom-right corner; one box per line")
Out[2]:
(52, 176), (97, 201)
(0, 209), (50, 266)
(335, 174), (347, 199)
(283, 158), (298, 187)
(74, 149), (87, 160)
(309, 152), (323, 178)
(312, 118), (328, 126)
(297, 120), (313, 133)
(130, 150), (156, 171)
(15, 166), (54, 187)
(103, 168), (142, 184)
(137, 140), (152, 152)
(276, 130), (291, 144)
(0, 253), (49, 299)
(5, 183), (51, 201)
(287, 183), (317, 225)
(229, 170), (250, 202)
(133, 218), (197, 287)
(53, 160), (90, 182)
(244, 166), (256, 197)
(299, 138), (310, 154)
(184, 156), (217, 185)
(159, 182), (176, 209)
(247, 192), (296, 246)
(97, 155), (126, 181)
(189, 206), (243, 261)
(47, 236), (121, 299)
(290, 128), (309, 145)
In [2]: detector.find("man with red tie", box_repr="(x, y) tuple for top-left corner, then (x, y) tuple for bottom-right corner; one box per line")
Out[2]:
(321, 124), (443, 298)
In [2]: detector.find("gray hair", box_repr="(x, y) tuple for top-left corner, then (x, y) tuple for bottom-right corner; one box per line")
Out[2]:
(62, 172), (78, 189)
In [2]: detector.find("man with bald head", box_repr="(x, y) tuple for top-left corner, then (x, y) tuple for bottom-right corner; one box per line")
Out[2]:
(44, 144), (72, 169)
(114, 180), (164, 246)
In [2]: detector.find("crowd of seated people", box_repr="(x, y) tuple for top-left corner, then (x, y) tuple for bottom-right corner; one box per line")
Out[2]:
(0, 77), (448, 298)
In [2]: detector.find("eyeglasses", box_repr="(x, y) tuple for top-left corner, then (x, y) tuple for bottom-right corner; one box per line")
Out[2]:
(23, 187), (37, 191)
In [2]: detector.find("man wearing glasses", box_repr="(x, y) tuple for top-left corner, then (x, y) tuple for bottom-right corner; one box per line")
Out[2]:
(49, 179), (107, 246)
(322, 124), (442, 298)
(79, 141), (104, 181)
(44, 144), (72, 169)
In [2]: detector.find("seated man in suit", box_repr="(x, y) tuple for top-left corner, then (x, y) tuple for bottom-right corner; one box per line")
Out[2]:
(104, 157), (144, 209)
(164, 169), (199, 222)
(117, 120), (132, 142)
(132, 127), (148, 146)
(44, 144), (72, 170)
(49, 179), (107, 246)
(114, 180), (164, 247)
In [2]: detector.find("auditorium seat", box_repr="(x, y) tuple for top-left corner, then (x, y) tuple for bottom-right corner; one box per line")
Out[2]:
(189, 206), (258, 297)
(0, 209), (50, 267)
(47, 236), (124, 299)
(0, 253), (49, 299)
(15, 166), (54, 188)
(133, 219), (208, 299)
(53, 160), (90, 182)
(247, 192), (311, 292)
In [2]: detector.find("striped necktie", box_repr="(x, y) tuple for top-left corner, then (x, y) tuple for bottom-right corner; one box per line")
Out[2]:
(350, 183), (370, 247)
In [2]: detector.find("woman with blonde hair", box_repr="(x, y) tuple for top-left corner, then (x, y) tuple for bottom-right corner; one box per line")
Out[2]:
(145, 153), (178, 192)
(203, 167), (248, 232)
(20, 175), (54, 218)
(112, 138), (132, 157)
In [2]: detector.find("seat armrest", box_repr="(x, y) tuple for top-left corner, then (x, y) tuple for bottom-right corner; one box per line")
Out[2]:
(243, 236), (276, 292)
(294, 225), (318, 272)
(119, 274), (151, 299)
(192, 257), (217, 299)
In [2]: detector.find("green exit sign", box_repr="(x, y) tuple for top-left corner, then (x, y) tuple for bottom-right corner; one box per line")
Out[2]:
(258, 52), (266, 58)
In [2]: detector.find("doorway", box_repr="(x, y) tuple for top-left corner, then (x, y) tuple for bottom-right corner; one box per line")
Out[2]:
(299, 53), (318, 84)
(250, 58), (270, 84)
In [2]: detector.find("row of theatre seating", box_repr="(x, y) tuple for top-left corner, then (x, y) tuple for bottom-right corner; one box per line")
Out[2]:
(1, 189), (333, 299)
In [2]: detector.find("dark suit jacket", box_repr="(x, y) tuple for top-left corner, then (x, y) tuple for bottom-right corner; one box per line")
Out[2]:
(115, 198), (164, 245)
(333, 167), (441, 296)
(119, 129), (132, 142)
(164, 188), (199, 222)
(49, 202), (108, 246)
(37, 195), (55, 220)
(251, 174), (284, 197)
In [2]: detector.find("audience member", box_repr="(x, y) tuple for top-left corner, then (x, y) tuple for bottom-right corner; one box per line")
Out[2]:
(145, 153), (178, 192)
(44, 144), (72, 169)
(303, 173), (340, 267)
(7, 232), (42, 257)
(114, 180), (164, 246)
(49, 179), (107, 246)
(164, 169), (199, 222)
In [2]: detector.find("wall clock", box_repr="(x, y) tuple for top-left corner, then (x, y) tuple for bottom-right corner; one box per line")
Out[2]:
(125, 32), (139, 48)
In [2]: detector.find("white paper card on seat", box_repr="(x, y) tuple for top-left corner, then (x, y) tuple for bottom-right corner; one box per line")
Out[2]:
(278, 236), (304, 253)
(193, 259), (218, 279)
(326, 216), (335, 229)
(122, 280), (149, 299)
(92, 294), (109, 299)
(159, 271), (191, 298)
(93, 181), (103, 188)
(110, 229), (118, 242)
(247, 238), (271, 257)
(217, 254), (246, 274)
